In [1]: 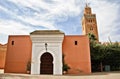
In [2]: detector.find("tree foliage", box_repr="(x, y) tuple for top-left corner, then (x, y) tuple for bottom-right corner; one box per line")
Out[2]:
(88, 33), (120, 72)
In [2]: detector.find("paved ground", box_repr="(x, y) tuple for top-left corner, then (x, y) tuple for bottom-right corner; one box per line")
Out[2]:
(0, 70), (120, 79)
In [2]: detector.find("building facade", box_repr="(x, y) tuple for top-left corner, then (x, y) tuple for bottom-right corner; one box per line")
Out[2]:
(5, 30), (91, 75)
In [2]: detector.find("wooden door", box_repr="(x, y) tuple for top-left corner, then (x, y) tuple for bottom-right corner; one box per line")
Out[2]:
(40, 52), (53, 74)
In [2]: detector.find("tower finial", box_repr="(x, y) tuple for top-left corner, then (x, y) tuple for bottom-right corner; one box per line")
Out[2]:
(85, 0), (88, 7)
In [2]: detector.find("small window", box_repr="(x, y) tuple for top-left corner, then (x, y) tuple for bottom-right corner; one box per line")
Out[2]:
(91, 20), (92, 22)
(12, 41), (14, 45)
(75, 41), (77, 45)
(88, 19), (92, 23)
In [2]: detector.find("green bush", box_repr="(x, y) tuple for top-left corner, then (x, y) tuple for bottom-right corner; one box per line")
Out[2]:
(27, 61), (31, 71)
(63, 64), (70, 72)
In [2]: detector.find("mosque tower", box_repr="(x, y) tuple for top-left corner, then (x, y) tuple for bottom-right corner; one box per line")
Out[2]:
(82, 2), (99, 41)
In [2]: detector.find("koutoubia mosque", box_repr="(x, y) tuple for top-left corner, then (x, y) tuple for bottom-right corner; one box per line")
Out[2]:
(82, 4), (99, 41)
(0, 4), (99, 75)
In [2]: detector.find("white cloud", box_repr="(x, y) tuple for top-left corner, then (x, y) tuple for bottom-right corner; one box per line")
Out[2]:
(0, 33), (8, 44)
(0, 0), (84, 32)
(2, 0), (84, 31)
(0, 0), (85, 44)
(89, 0), (120, 42)
(0, 19), (32, 35)
(0, 3), (56, 30)
(8, 0), (83, 22)
(0, 0), (120, 44)
(0, 19), (33, 44)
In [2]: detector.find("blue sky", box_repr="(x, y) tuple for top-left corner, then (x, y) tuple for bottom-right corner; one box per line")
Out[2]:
(0, 0), (120, 44)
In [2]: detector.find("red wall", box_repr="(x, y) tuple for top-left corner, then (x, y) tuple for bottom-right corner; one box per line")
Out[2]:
(0, 44), (7, 69)
(62, 35), (91, 74)
(5, 35), (91, 74)
(4, 35), (32, 73)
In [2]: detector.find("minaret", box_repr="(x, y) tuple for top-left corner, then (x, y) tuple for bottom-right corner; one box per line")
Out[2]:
(82, 2), (99, 41)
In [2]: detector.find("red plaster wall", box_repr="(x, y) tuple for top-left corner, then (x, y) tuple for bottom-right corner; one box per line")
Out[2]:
(0, 44), (7, 69)
(62, 35), (91, 74)
(4, 35), (32, 73)
(5, 35), (91, 74)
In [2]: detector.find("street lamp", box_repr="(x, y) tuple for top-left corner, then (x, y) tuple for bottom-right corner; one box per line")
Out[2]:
(45, 43), (47, 52)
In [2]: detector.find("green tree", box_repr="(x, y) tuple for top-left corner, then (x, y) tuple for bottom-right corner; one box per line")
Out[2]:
(104, 42), (120, 71)
(88, 33), (97, 41)
(88, 33), (108, 72)
(90, 43), (107, 72)
(88, 33), (120, 72)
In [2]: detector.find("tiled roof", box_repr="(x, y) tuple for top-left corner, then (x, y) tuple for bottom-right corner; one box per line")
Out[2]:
(30, 30), (64, 35)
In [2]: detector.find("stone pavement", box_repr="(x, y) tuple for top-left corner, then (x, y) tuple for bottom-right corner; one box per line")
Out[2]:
(0, 72), (120, 79)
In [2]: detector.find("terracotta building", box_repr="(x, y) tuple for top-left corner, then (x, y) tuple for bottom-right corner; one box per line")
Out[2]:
(0, 44), (7, 69)
(5, 30), (91, 75)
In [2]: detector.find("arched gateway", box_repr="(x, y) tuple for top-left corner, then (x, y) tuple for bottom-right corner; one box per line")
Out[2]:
(30, 30), (64, 75)
(40, 52), (53, 74)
